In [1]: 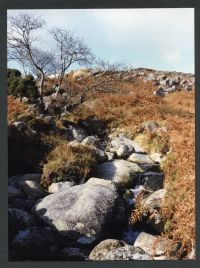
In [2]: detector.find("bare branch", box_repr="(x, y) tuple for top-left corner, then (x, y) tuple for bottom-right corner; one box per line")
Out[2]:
(7, 12), (54, 105)
(50, 27), (95, 86)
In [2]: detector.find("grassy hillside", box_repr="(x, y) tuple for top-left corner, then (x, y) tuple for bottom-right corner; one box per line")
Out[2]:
(8, 72), (195, 257)
(75, 78), (195, 255)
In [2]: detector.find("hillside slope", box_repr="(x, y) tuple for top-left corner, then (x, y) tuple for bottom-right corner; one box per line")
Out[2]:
(8, 68), (195, 260)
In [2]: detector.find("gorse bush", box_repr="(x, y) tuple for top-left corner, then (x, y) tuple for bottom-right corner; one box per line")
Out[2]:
(7, 68), (21, 78)
(7, 69), (39, 101)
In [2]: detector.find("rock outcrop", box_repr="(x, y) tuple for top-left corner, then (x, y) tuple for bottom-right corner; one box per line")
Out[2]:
(34, 182), (125, 243)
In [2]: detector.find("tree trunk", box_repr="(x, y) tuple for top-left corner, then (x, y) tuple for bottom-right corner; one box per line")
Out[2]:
(39, 72), (45, 105)
(58, 73), (64, 94)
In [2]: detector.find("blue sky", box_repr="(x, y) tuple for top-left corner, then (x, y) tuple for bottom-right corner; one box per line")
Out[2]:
(7, 8), (194, 73)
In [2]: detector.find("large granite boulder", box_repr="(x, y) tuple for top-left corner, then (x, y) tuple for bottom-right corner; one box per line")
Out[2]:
(92, 160), (143, 188)
(34, 183), (125, 243)
(141, 189), (167, 233)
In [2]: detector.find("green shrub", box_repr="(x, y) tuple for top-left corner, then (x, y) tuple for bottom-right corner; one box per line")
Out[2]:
(7, 71), (39, 101)
(7, 68), (21, 78)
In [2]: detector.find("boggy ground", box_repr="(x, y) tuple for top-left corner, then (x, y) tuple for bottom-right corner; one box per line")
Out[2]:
(8, 69), (195, 260)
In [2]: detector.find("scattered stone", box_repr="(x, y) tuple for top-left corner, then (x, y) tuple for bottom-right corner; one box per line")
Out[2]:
(142, 189), (166, 209)
(153, 255), (168, 260)
(103, 245), (153, 260)
(141, 189), (166, 233)
(128, 153), (154, 164)
(69, 125), (87, 142)
(93, 160), (143, 188)
(121, 226), (142, 244)
(8, 208), (36, 242)
(78, 117), (106, 137)
(150, 152), (166, 164)
(48, 181), (75, 194)
(105, 151), (115, 161)
(157, 75), (167, 80)
(8, 185), (23, 201)
(154, 86), (166, 97)
(130, 185), (152, 198)
(159, 79), (168, 86)
(43, 96), (53, 110)
(134, 232), (181, 257)
(86, 177), (117, 192)
(68, 140), (81, 147)
(9, 197), (33, 212)
(81, 136), (98, 147)
(11, 227), (62, 260)
(184, 85), (192, 91)
(153, 81), (160, 86)
(92, 147), (108, 163)
(9, 174), (42, 188)
(164, 87), (176, 93)
(12, 121), (27, 130)
(139, 121), (160, 133)
(89, 239), (126, 260)
(180, 79), (188, 86)
(134, 172), (164, 191)
(174, 76), (181, 84)
(22, 97), (29, 103)
(116, 144), (134, 158)
(61, 247), (85, 260)
(76, 236), (96, 245)
(109, 135), (145, 154)
(188, 248), (195, 259)
(138, 163), (161, 172)
(20, 180), (44, 201)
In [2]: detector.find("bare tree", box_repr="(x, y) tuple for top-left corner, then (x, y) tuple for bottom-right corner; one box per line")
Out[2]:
(61, 59), (130, 112)
(50, 27), (95, 90)
(28, 48), (56, 84)
(7, 12), (55, 104)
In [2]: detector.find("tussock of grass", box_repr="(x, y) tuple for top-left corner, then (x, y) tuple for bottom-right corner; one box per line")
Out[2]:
(41, 138), (97, 187)
(134, 132), (170, 155)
